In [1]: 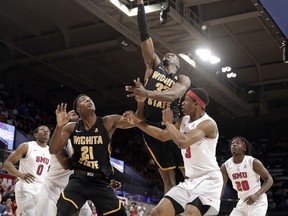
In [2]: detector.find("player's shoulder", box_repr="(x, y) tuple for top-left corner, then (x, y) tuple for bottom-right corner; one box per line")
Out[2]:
(177, 74), (191, 87)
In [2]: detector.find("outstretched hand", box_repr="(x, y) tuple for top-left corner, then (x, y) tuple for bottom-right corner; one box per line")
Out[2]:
(125, 78), (147, 99)
(55, 103), (70, 127)
(162, 108), (174, 125)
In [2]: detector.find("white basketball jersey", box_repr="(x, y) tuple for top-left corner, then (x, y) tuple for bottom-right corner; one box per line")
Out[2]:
(180, 113), (220, 179)
(18, 141), (50, 185)
(224, 155), (262, 200)
(45, 140), (73, 188)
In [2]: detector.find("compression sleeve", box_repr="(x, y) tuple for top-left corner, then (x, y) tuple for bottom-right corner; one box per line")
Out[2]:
(137, 4), (150, 42)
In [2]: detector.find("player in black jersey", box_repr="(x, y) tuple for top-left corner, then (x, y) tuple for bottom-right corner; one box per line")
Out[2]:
(125, 0), (191, 194)
(49, 94), (132, 216)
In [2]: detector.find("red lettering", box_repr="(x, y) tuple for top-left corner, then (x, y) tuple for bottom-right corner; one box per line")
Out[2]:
(232, 172), (247, 179)
(35, 156), (49, 164)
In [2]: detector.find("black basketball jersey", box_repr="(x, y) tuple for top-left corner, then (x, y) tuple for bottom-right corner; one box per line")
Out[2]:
(70, 117), (113, 177)
(144, 63), (180, 123)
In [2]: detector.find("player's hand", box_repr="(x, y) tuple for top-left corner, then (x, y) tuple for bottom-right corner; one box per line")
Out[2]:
(19, 173), (35, 183)
(126, 78), (147, 98)
(162, 108), (173, 125)
(122, 111), (140, 126)
(110, 179), (121, 190)
(244, 194), (258, 205)
(55, 103), (69, 127)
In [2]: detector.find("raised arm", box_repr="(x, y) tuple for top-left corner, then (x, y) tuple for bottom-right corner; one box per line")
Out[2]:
(137, 0), (161, 80)
(49, 103), (73, 154)
(127, 76), (190, 102)
(123, 111), (171, 142)
(163, 109), (218, 149)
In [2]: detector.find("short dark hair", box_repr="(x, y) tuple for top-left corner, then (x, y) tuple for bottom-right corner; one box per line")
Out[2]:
(190, 88), (209, 106)
(34, 125), (50, 135)
(73, 94), (86, 115)
(229, 136), (252, 155)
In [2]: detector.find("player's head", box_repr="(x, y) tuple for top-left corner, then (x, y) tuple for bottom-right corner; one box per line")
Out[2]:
(73, 94), (95, 116)
(162, 53), (182, 74)
(34, 125), (50, 142)
(182, 88), (209, 114)
(229, 136), (251, 156)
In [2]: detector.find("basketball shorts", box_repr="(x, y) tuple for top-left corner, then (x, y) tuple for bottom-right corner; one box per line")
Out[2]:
(57, 173), (123, 215)
(143, 132), (184, 170)
(165, 170), (223, 215)
(230, 193), (268, 216)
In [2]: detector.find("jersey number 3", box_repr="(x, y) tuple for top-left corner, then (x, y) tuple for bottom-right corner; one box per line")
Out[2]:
(185, 147), (191, 158)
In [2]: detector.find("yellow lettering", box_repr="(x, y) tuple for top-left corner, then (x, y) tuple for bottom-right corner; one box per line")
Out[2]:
(147, 98), (153, 105)
(152, 71), (161, 79)
(79, 160), (99, 169)
(73, 136), (104, 145)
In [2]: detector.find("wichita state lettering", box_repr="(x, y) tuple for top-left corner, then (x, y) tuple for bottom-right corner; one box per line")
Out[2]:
(73, 135), (103, 145)
(70, 117), (113, 177)
(151, 71), (176, 87)
(146, 71), (175, 109)
(144, 65), (180, 122)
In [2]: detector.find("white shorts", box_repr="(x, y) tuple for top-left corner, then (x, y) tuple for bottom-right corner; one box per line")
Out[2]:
(15, 181), (43, 216)
(34, 179), (93, 216)
(230, 193), (268, 216)
(35, 180), (62, 216)
(165, 170), (223, 216)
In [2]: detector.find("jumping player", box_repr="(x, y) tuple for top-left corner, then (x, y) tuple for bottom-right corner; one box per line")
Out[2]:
(125, 0), (191, 193)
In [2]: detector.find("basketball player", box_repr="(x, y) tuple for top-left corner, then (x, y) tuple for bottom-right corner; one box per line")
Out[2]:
(220, 136), (273, 216)
(35, 110), (93, 216)
(3, 125), (51, 216)
(49, 95), (132, 216)
(125, 0), (191, 194)
(123, 88), (223, 216)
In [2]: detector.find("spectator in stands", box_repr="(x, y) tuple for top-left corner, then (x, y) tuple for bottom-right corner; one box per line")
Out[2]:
(220, 136), (273, 215)
(0, 193), (8, 216)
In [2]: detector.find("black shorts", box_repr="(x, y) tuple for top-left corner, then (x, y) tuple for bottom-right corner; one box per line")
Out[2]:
(57, 173), (123, 215)
(143, 132), (184, 170)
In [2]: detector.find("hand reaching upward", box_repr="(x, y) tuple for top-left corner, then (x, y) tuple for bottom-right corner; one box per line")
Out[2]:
(55, 103), (69, 127)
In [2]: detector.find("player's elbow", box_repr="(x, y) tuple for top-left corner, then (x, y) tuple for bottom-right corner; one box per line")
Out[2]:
(2, 161), (8, 171)
(175, 139), (190, 149)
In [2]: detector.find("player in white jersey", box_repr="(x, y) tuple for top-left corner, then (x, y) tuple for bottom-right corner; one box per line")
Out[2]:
(3, 125), (51, 216)
(124, 88), (223, 216)
(221, 136), (273, 216)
